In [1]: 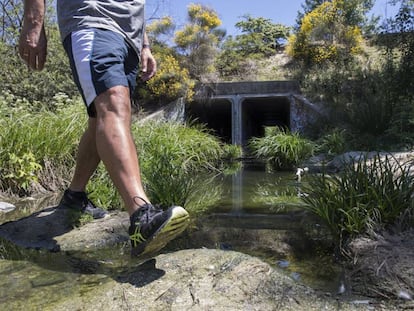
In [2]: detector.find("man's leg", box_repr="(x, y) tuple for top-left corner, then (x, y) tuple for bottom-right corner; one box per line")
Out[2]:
(68, 118), (100, 192)
(59, 117), (109, 219)
(93, 85), (149, 216)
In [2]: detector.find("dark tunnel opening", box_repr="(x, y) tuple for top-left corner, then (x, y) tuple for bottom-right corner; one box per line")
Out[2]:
(242, 97), (290, 145)
(186, 96), (291, 145)
(187, 98), (233, 143)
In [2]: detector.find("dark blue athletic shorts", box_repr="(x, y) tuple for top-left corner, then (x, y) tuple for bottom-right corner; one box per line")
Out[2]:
(63, 28), (139, 117)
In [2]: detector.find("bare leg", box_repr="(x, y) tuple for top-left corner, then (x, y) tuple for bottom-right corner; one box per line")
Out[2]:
(93, 85), (150, 216)
(69, 118), (100, 192)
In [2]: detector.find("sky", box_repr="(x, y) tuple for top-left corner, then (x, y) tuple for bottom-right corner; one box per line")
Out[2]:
(146, 0), (399, 36)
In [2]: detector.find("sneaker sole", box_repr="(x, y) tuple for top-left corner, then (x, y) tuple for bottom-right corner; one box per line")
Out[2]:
(131, 206), (190, 257)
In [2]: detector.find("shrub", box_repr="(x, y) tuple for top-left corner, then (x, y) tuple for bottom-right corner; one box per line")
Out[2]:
(302, 153), (414, 252)
(0, 98), (85, 194)
(133, 121), (227, 209)
(287, 0), (364, 64)
(249, 127), (316, 169)
(317, 128), (347, 155)
(2, 152), (42, 196)
(138, 51), (195, 104)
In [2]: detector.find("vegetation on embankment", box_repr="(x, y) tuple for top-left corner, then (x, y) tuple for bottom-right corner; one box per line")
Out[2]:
(0, 94), (242, 214)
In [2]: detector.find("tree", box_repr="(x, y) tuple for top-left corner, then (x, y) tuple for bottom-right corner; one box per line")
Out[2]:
(381, 0), (414, 139)
(136, 16), (195, 104)
(296, 0), (376, 34)
(295, 0), (327, 29)
(145, 15), (175, 47)
(174, 3), (225, 81)
(287, 0), (365, 64)
(1, 0), (22, 43)
(234, 15), (291, 55)
(216, 16), (290, 80)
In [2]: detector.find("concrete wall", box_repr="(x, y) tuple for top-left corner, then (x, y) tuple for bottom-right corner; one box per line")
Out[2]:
(187, 81), (320, 146)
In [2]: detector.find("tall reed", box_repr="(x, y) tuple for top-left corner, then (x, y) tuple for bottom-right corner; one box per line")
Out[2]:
(133, 121), (227, 209)
(249, 127), (316, 169)
(0, 102), (85, 194)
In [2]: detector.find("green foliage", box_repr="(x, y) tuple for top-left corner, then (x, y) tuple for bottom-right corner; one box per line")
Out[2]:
(145, 16), (175, 46)
(1, 97), (234, 213)
(294, 0), (414, 149)
(217, 16), (290, 80)
(0, 0), (23, 44)
(137, 49), (195, 104)
(0, 96), (85, 194)
(86, 164), (122, 211)
(215, 36), (258, 80)
(140, 18), (195, 104)
(2, 152), (42, 195)
(302, 154), (414, 250)
(317, 128), (348, 155)
(296, 52), (414, 149)
(373, 1), (414, 147)
(249, 127), (316, 169)
(296, 0), (375, 33)
(221, 144), (243, 160)
(287, 0), (364, 64)
(295, 0), (327, 28)
(234, 15), (291, 55)
(174, 3), (225, 81)
(0, 2), (78, 106)
(133, 121), (228, 209)
(253, 180), (306, 212)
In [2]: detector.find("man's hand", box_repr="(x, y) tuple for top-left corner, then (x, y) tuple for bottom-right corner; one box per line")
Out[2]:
(140, 47), (157, 81)
(18, 0), (47, 71)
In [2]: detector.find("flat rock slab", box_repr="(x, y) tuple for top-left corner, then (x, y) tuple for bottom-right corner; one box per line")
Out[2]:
(0, 206), (129, 252)
(0, 207), (401, 310)
(26, 249), (379, 311)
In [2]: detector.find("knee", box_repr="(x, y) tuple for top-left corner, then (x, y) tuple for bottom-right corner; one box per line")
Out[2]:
(94, 86), (131, 120)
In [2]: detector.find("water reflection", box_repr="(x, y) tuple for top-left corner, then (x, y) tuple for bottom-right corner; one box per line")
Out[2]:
(217, 161), (306, 214)
(231, 168), (243, 212)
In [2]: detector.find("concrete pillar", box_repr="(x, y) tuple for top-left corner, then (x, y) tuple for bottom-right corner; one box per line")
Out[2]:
(231, 168), (243, 213)
(289, 95), (296, 132)
(231, 95), (243, 145)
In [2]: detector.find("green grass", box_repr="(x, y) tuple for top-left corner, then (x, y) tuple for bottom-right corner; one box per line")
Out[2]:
(133, 120), (229, 210)
(249, 127), (316, 170)
(301, 153), (414, 251)
(0, 99), (85, 194)
(0, 99), (234, 214)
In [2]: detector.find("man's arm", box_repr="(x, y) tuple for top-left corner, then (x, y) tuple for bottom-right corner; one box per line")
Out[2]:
(140, 32), (157, 81)
(19, 0), (47, 71)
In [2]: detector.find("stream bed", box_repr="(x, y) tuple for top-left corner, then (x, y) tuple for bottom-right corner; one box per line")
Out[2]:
(0, 163), (345, 309)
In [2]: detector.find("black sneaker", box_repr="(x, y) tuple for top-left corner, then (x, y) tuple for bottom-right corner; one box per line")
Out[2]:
(59, 189), (109, 219)
(129, 202), (190, 257)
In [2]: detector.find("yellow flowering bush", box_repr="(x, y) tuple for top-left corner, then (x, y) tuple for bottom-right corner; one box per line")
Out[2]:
(146, 16), (173, 36)
(188, 3), (221, 28)
(287, 0), (363, 64)
(146, 53), (195, 102)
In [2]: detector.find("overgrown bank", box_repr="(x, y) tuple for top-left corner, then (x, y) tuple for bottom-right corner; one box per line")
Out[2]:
(0, 95), (241, 215)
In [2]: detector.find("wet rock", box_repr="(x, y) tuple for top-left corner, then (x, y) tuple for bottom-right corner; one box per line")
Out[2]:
(30, 273), (67, 288)
(41, 249), (378, 311)
(0, 206), (129, 252)
(0, 202), (15, 213)
(305, 151), (414, 173)
(0, 205), (406, 310)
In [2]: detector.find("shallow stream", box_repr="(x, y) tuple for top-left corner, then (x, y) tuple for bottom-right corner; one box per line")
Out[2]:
(0, 162), (344, 309)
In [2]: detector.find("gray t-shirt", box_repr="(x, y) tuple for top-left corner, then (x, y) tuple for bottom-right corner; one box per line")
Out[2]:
(57, 0), (145, 57)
